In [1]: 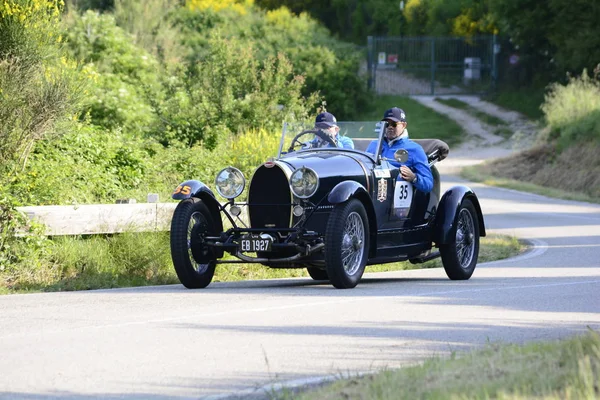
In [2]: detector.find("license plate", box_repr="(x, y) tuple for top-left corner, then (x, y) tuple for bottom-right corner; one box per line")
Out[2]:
(239, 236), (272, 252)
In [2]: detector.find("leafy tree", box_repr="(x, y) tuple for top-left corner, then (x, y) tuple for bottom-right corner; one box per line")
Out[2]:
(490, 0), (600, 81)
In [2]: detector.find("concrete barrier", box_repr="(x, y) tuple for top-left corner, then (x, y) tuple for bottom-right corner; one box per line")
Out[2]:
(17, 203), (178, 236)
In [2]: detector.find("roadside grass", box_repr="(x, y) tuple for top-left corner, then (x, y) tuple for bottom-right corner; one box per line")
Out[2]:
(484, 86), (547, 121)
(0, 234), (524, 293)
(287, 330), (600, 400)
(461, 141), (600, 203)
(355, 95), (465, 146)
(462, 168), (600, 204)
(434, 97), (512, 138)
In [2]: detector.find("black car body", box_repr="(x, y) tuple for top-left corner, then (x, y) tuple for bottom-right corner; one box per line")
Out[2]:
(170, 121), (486, 289)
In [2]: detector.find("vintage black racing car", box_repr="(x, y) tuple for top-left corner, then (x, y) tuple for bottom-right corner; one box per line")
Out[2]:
(170, 121), (486, 289)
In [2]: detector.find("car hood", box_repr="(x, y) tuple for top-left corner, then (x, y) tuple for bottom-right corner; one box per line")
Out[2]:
(279, 150), (374, 179)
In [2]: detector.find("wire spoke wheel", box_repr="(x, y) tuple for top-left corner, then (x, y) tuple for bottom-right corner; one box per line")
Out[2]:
(455, 208), (475, 269)
(325, 199), (370, 289)
(341, 212), (365, 276)
(440, 198), (480, 280)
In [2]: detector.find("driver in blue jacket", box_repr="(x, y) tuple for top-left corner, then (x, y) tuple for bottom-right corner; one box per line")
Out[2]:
(366, 107), (433, 193)
(311, 112), (354, 149)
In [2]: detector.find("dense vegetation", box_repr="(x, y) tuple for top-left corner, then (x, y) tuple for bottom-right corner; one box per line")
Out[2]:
(0, 0), (372, 284)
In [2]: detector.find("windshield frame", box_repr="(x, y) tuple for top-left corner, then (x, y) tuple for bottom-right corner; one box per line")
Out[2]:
(277, 121), (386, 161)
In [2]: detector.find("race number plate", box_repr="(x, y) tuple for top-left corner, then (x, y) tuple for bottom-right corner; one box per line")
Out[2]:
(393, 180), (414, 218)
(239, 235), (272, 252)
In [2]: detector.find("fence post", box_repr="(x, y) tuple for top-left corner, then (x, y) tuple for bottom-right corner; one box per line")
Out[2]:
(430, 37), (436, 95)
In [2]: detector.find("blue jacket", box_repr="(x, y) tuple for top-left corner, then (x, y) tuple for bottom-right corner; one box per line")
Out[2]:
(366, 137), (434, 193)
(309, 135), (354, 149)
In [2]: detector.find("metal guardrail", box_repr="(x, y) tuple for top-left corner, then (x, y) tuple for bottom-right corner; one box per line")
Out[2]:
(16, 203), (178, 236)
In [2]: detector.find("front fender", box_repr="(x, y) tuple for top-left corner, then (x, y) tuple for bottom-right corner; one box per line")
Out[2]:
(328, 181), (367, 204)
(172, 180), (215, 200)
(435, 185), (486, 244)
(172, 180), (224, 247)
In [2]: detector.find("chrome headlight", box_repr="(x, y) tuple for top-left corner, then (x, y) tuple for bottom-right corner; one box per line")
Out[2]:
(215, 167), (245, 199)
(289, 167), (319, 199)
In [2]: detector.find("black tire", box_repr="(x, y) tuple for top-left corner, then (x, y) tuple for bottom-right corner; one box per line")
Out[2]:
(325, 199), (370, 289)
(170, 198), (217, 289)
(440, 198), (480, 280)
(307, 267), (329, 281)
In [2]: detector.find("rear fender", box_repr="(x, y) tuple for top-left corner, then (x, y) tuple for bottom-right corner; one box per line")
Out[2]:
(434, 186), (486, 244)
(172, 180), (223, 234)
(328, 181), (378, 257)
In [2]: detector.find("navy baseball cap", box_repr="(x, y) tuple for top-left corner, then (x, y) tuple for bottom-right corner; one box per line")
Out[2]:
(382, 107), (406, 122)
(315, 112), (337, 129)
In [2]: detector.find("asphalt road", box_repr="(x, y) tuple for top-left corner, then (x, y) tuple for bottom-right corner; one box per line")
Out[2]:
(1, 173), (599, 399)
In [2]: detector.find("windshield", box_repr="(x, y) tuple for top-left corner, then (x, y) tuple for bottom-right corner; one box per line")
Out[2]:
(278, 121), (385, 158)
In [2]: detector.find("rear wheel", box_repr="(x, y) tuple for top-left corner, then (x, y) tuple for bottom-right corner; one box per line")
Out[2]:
(170, 198), (217, 288)
(325, 199), (369, 289)
(440, 198), (479, 280)
(306, 267), (329, 281)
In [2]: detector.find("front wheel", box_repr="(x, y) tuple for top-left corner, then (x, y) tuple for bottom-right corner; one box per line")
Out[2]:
(325, 199), (370, 289)
(170, 198), (218, 288)
(440, 198), (480, 280)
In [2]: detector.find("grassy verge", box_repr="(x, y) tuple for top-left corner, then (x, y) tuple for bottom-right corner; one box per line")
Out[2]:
(355, 95), (466, 146)
(483, 86), (546, 121)
(288, 330), (600, 400)
(462, 167), (600, 204)
(461, 141), (600, 203)
(0, 234), (525, 294)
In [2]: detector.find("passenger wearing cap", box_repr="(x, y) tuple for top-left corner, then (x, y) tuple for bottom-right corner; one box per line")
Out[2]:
(366, 107), (433, 193)
(311, 112), (354, 149)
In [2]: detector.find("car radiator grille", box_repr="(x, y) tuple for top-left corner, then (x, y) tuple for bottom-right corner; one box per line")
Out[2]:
(248, 165), (292, 228)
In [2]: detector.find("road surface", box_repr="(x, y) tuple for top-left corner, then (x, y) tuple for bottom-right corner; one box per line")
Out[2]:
(1, 166), (599, 399)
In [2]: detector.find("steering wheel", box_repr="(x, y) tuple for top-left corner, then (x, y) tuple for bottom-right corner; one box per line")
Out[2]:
(287, 129), (337, 153)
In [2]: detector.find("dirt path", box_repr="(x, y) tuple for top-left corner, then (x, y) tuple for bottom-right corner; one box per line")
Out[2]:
(411, 95), (541, 174)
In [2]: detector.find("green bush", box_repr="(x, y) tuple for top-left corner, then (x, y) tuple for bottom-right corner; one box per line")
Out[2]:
(0, 194), (50, 287)
(7, 121), (283, 206)
(7, 122), (154, 205)
(63, 10), (161, 135)
(173, 4), (369, 120)
(151, 34), (317, 147)
(0, 0), (85, 177)
(541, 68), (600, 148)
(112, 0), (183, 67)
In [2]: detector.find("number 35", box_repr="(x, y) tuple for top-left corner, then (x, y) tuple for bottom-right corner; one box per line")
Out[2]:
(173, 185), (191, 195)
(398, 184), (408, 200)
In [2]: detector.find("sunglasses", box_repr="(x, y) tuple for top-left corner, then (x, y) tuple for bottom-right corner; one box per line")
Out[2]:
(385, 121), (401, 128)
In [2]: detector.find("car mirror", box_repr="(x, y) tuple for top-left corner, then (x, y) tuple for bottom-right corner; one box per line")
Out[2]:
(394, 149), (409, 163)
